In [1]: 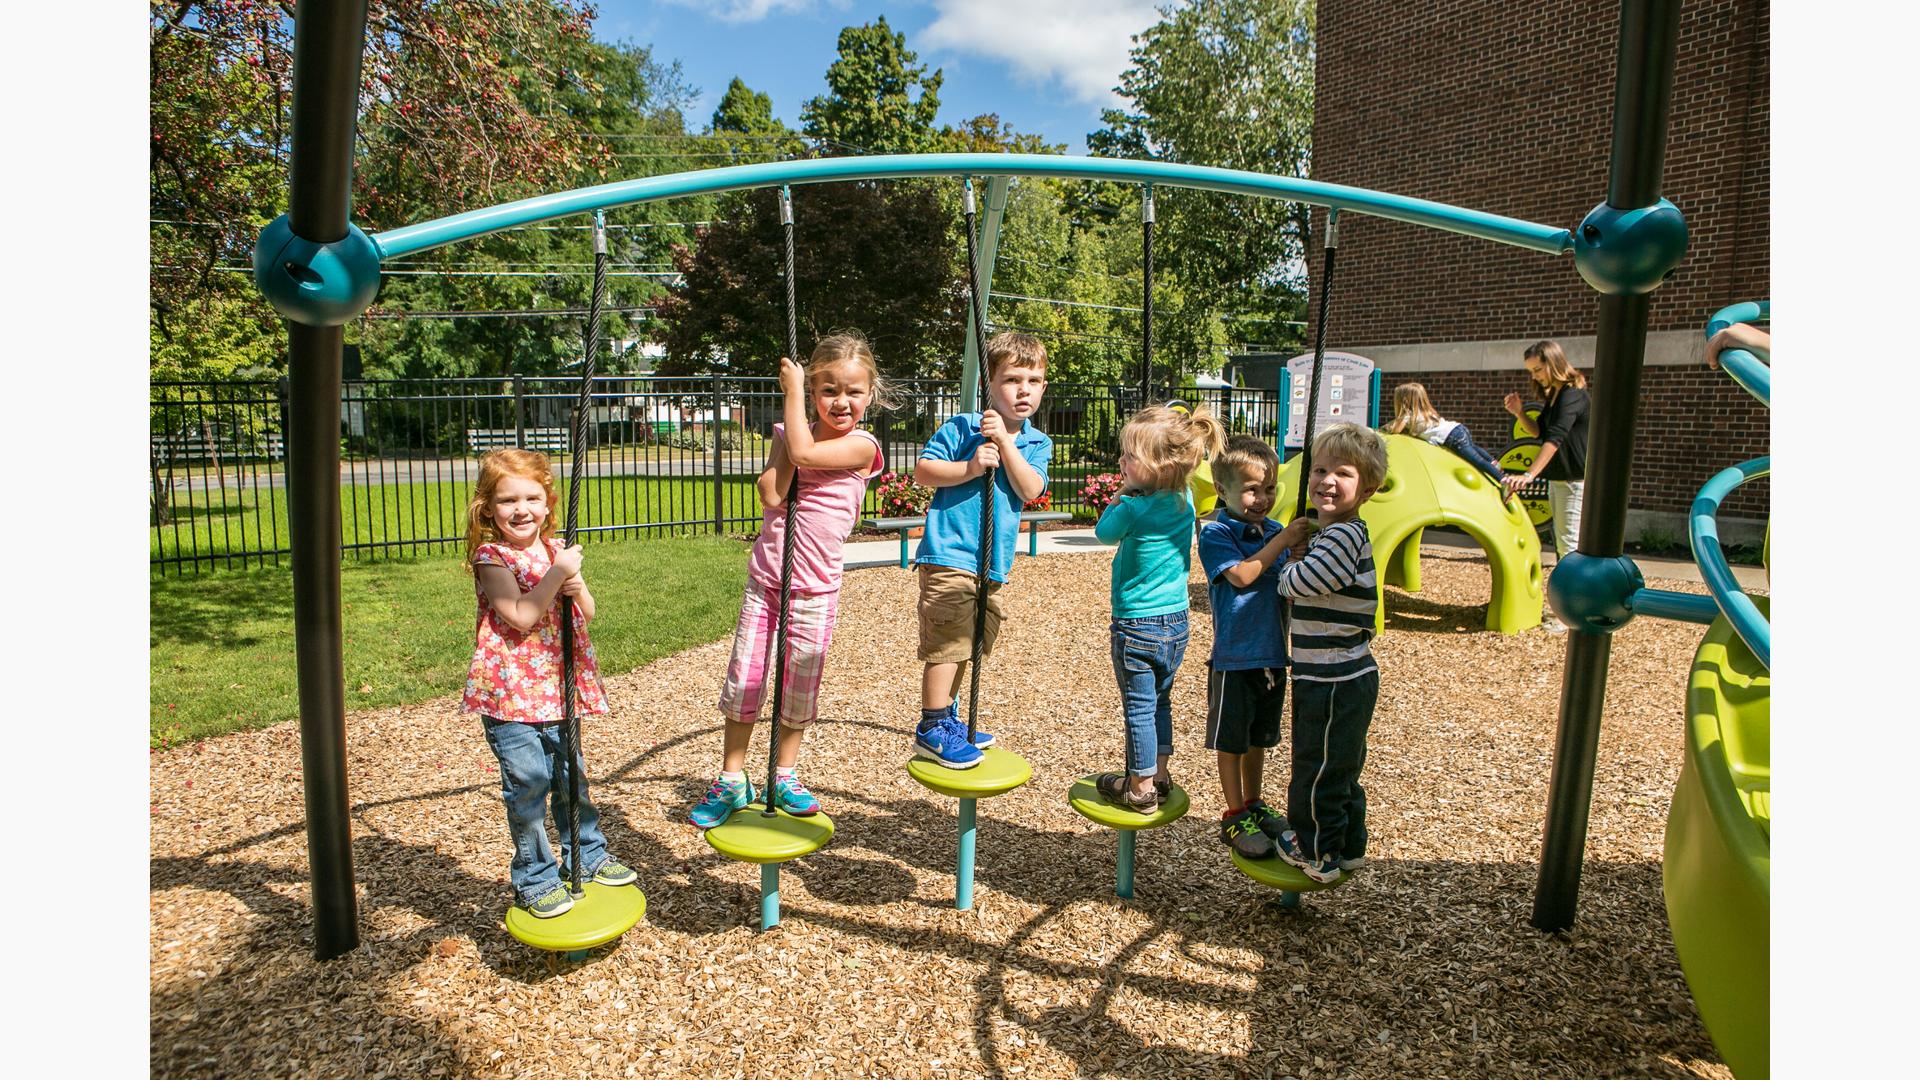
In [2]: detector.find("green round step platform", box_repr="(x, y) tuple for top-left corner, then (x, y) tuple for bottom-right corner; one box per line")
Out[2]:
(1231, 849), (1348, 908)
(905, 747), (1033, 799)
(704, 803), (835, 931)
(906, 747), (1032, 910)
(504, 881), (646, 952)
(1067, 776), (1192, 898)
(1066, 776), (1191, 829)
(704, 804), (835, 863)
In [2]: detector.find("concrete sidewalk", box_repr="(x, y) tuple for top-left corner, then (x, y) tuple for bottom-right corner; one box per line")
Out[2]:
(846, 525), (1768, 591)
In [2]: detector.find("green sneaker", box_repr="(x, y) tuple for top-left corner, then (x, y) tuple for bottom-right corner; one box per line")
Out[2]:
(525, 883), (575, 919)
(593, 860), (637, 887)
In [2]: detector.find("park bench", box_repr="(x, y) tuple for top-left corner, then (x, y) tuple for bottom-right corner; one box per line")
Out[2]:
(862, 510), (1075, 569)
(466, 427), (570, 455)
(151, 430), (284, 463)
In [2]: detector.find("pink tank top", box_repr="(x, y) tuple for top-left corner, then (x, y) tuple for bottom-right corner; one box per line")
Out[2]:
(747, 424), (883, 596)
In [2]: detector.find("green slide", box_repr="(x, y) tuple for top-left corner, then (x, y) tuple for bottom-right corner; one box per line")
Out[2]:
(1663, 597), (1769, 1080)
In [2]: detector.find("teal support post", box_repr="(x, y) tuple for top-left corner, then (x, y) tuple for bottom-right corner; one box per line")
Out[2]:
(899, 533), (910, 569)
(1116, 830), (1137, 899)
(958, 175), (1012, 413)
(760, 863), (780, 931)
(1028, 520), (1039, 557)
(956, 797), (978, 910)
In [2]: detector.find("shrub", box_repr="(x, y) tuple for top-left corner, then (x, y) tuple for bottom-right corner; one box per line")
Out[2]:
(1080, 472), (1125, 516)
(873, 470), (934, 517)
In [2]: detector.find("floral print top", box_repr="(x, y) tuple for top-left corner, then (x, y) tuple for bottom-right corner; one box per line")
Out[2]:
(461, 538), (608, 724)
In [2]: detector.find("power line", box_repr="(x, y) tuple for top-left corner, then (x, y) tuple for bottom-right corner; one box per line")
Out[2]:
(361, 306), (658, 320)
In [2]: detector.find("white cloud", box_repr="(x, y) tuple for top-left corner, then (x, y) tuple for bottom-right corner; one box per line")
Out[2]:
(920, 0), (1160, 105)
(661, 0), (846, 24)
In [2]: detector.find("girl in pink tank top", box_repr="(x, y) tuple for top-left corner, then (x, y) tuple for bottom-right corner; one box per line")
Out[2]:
(689, 334), (893, 828)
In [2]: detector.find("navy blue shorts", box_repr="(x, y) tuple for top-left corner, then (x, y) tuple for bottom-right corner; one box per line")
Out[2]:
(1204, 665), (1286, 754)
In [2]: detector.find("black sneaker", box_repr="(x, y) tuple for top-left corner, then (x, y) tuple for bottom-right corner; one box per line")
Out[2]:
(1221, 811), (1275, 858)
(1245, 798), (1288, 841)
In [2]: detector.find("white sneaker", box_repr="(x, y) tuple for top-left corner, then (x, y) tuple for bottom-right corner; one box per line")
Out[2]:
(1543, 616), (1569, 634)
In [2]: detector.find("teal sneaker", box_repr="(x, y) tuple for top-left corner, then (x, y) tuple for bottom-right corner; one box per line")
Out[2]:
(689, 774), (755, 829)
(772, 772), (822, 816)
(525, 883), (575, 919)
(592, 860), (637, 887)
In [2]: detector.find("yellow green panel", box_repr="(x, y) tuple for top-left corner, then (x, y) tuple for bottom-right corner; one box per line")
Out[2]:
(1066, 776), (1192, 830)
(1230, 850), (1347, 893)
(1663, 598), (1769, 1080)
(504, 881), (646, 951)
(906, 747), (1033, 799)
(704, 804), (835, 864)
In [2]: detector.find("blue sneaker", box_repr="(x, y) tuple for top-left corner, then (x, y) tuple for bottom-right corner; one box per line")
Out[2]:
(1275, 829), (1343, 885)
(688, 774), (755, 829)
(915, 716), (984, 769)
(772, 772), (821, 816)
(943, 702), (995, 748)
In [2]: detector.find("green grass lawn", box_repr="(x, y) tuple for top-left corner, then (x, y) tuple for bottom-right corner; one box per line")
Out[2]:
(150, 534), (750, 745)
(151, 473), (767, 565)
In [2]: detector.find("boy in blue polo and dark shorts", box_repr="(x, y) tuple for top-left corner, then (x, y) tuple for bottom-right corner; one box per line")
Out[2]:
(909, 332), (1052, 768)
(1197, 435), (1300, 859)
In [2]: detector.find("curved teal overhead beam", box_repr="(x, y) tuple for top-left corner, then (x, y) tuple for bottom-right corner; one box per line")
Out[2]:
(370, 153), (1575, 261)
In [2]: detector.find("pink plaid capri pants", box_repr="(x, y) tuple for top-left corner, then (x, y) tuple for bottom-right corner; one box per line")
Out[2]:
(717, 582), (841, 726)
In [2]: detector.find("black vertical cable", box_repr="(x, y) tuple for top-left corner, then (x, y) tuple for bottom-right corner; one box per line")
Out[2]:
(961, 178), (995, 744)
(1140, 185), (1155, 406)
(765, 186), (802, 816)
(1292, 209), (1340, 520)
(558, 210), (605, 895)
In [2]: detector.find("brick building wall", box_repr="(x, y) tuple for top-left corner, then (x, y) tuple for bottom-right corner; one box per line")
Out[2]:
(1309, 0), (1769, 523)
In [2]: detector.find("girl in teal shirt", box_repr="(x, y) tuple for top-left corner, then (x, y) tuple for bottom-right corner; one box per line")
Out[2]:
(1093, 404), (1226, 812)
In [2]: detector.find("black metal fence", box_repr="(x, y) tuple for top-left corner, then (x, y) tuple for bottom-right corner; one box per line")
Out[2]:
(150, 376), (1282, 575)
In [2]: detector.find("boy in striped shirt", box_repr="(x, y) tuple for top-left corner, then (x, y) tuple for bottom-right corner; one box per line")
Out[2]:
(1271, 423), (1389, 884)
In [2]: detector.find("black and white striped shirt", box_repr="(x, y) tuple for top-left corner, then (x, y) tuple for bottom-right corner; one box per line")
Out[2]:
(1279, 518), (1377, 682)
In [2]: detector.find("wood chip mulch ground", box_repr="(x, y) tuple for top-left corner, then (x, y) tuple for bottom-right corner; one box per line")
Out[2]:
(152, 545), (1745, 1079)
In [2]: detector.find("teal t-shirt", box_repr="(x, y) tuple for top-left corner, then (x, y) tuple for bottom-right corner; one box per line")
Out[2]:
(1094, 488), (1196, 619)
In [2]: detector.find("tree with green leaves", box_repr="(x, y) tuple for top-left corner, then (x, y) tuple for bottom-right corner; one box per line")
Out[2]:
(1089, 0), (1316, 361)
(150, 0), (615, 381)
(653, 180), (959, 380)
(801, 17), (944, 155)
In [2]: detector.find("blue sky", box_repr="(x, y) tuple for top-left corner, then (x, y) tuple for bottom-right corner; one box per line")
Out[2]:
(592, 1), (1163, 153)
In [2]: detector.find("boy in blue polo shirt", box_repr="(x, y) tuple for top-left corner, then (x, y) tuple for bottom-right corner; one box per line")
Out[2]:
(910, 332), (1052, 768)
(1196, 435), (1303, 858)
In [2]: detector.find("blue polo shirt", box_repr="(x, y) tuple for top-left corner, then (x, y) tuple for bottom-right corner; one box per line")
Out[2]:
(916, 413), (1053, 583)
(1197, 508), (1289, 670)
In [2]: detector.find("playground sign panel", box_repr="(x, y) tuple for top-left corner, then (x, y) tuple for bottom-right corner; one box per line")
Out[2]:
(1283, 351), (1377, 448)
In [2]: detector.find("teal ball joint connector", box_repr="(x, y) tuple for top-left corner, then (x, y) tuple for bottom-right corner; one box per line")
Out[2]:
(1571, 198), (1687, 296)
(252, 215), (382, 326)
(1546, 552), (1645, 633)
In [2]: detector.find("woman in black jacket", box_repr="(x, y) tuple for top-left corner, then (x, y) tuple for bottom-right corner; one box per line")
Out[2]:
(1502, 340), (1590, 572)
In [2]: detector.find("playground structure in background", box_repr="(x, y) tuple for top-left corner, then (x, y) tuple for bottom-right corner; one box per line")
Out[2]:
(1267, 433), (1545, 635)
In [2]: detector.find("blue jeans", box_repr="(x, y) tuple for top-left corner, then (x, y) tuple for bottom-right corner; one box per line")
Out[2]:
(1110, 612), (1190, 776)
(482, 717), (611, 904)
(1441, 425), (1506, 484)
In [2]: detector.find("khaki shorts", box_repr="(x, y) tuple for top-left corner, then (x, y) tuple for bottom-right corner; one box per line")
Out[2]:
(917, 563), (1006, 664)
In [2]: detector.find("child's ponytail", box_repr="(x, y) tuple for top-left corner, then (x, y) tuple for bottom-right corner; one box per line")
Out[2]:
(1118, 403), (1227, 492)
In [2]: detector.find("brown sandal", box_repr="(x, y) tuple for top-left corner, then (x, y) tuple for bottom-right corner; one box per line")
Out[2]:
(1094, 771), (1160, 813)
